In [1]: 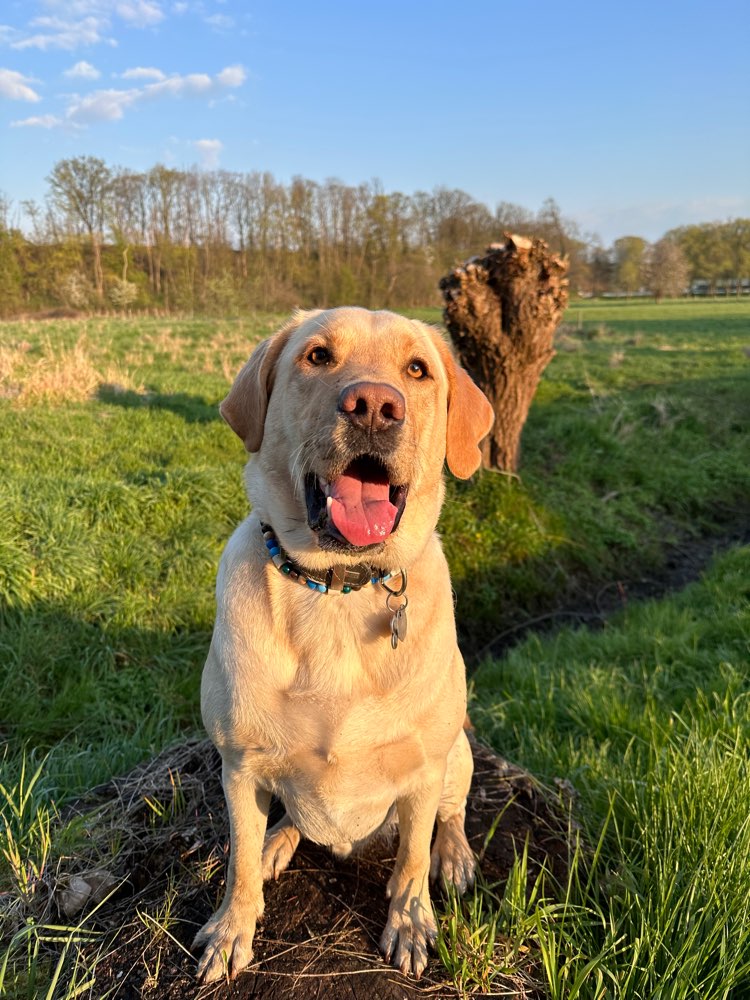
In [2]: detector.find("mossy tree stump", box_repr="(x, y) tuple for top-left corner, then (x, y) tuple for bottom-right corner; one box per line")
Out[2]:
(440, 234), (569, 471)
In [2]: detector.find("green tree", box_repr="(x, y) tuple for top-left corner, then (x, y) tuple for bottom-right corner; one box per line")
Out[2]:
(669, 223), (732, 293)
(724, 219), (750, 293)
(613, 236), (647, 294)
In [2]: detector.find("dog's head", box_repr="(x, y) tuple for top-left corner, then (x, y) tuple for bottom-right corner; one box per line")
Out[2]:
(221, 308), (494, 571)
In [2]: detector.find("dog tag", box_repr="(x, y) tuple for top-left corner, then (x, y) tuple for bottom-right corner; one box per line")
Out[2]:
(390, 605), (408, 649)
(384, 577), (408, 651)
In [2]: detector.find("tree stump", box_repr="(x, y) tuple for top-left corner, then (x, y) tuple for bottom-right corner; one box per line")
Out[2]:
(440, 235), (569, 472)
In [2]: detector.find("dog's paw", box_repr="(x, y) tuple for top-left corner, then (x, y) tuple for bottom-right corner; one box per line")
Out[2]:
(261, 821), (300, 881)
(430, 814), (475, 894)
(193, 907), (258, 983)
(380, 897), (437, 978)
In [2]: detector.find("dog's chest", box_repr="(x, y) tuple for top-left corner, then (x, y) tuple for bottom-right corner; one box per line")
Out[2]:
(254, 693), (428, 846)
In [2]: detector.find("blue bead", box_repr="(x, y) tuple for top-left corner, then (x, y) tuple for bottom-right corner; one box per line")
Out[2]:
(268, 546), (280, 556)
(265, 539), (276, 549)
(306, 580), (317, 590)
(317, 583), (327, 593)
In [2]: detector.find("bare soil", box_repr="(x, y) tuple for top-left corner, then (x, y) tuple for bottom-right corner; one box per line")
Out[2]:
(58, 735), (571, 999)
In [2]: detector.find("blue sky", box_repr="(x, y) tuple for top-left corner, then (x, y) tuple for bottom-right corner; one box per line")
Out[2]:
(0, 0), (747, 244)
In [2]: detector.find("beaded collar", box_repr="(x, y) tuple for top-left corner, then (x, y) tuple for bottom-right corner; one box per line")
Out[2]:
(260, 522), (400, 595)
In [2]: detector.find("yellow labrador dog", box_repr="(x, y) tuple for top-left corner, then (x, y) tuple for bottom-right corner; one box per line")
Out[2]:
(194, 307), (493, 981)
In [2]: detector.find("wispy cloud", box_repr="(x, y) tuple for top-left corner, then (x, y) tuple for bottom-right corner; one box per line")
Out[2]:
(576, 196), (750, 244)
(114, 1), (165, 28)
(204, 13), (234, 31)
(64, 63), (246, 125)
(0, 25), (22, 45)
(64, 60), (101, 78)
(11, 113), (64, 128)
(12, 16), (113, 51)
(8, 2), (166, 51)
(0, 68), (41, 102)
(120, 66), (166, 80)
(194, 137), (222, 168)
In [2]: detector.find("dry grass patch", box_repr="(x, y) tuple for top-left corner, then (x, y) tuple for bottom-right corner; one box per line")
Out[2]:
(0, 336), (142, 405)
(121, 323), (259, 380)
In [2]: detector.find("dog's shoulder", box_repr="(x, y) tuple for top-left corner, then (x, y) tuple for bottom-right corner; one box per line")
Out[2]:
(215, 514), (264, 599)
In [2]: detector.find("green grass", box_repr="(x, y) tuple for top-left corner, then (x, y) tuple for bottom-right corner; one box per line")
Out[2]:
(469, 545), (750, 998)
(1, 298), (750, 996)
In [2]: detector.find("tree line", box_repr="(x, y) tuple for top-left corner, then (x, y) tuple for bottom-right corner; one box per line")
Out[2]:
(0, 156), (748, 317)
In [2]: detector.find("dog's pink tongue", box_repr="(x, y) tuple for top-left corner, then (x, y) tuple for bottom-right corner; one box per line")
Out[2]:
(329, 472), (397, 547)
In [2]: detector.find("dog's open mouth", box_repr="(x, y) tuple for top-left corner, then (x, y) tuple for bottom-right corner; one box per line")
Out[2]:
(305, 457), (408, 549)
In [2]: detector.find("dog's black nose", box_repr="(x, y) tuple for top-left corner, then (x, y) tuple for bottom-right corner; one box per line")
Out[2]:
(338, 381), (405, 433)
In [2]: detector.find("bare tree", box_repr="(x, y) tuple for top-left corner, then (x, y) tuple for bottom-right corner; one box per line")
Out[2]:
(109, 168), (148, 286)
(0, 154), (727, 316)
(48, 156), (112, 301)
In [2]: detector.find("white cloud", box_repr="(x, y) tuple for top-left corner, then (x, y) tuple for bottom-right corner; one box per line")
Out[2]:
(67, 86), (138, 122)
(0, 25), (21, 44)
(64, 60), (101, 79)
(115, 1), (165, 27)
(64, 64), (246, 124)
(11, 113), (64, 128)
(194, 138), (222, 168)
(12, 16), (111, 51)
(577, 196), (750, 245)
(40, 1), (109, 13)
(146, 72), (212, 98)
(0, 68), (41, 102)
(121, 66), (166, 80)
(8, 2), (166, 50)
(172, 2), (188, 12)
(204, 13), (234, 30)
(216, 64), (245, 88)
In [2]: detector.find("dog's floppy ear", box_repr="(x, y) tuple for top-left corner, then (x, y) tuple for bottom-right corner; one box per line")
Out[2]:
(434, 336), (495, 479)
(220, 310), (319, 452)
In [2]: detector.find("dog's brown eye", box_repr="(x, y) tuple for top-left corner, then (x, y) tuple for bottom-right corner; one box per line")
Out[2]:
(407, 360), (427, 379)
(307, 346), (332, 366)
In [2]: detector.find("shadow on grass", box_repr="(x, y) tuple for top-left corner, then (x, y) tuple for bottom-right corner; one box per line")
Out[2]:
(0, 598), (207, 758)
(451, 371), (750, 664)
(96, 383), (220, 423)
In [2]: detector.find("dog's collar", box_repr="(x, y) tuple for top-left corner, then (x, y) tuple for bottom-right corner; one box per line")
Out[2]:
(260, 522), (402, 595)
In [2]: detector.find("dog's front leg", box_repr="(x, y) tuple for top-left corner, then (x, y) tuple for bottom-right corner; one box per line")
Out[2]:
(380, 779), (442, 978)
(193, 753), (270, 982)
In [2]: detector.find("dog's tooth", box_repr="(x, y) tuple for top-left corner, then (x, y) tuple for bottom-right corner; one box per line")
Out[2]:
(326, 495), (333, 515)
(319, 477), (330, 496)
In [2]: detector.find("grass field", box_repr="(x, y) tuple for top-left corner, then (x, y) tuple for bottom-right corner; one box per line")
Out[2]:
(1, 298), (749, 997)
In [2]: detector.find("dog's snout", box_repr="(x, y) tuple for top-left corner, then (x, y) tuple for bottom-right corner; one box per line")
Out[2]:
(338, 381), (405, 432)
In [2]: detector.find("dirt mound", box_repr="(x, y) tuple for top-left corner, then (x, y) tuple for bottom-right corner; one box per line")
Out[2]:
(57, 735), (572, 998)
